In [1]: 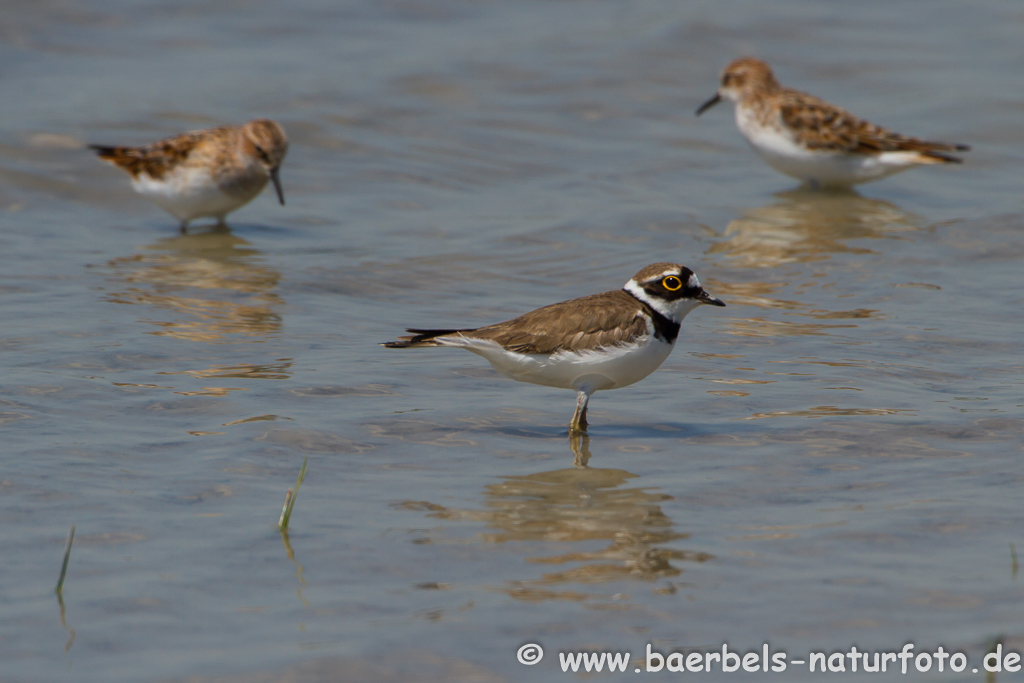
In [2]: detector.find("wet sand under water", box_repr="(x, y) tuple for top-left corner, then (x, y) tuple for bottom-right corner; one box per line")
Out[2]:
(0, 0), (1022, 681)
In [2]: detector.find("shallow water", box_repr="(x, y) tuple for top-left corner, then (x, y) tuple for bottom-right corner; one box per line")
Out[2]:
(1, 0), (1022, 681)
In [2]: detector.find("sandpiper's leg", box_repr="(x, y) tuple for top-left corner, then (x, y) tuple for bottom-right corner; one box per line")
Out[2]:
(179, 220), (189, 234)
(569, 390), (590, 433)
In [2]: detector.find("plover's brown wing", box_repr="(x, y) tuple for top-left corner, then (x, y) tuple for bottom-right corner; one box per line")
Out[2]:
(382, 291), (649, 353)
(778, 89), (968, 162)
(89, 128), (228, 180)
(468, 290), (651, 355)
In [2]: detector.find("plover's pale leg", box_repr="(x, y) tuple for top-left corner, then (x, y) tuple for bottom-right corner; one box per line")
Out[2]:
(570, 390), (590, 434)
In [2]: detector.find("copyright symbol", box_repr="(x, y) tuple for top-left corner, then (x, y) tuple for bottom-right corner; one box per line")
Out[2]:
(517, 643), (544, 665)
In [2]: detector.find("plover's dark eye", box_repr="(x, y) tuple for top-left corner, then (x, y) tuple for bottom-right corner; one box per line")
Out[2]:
(662, 276), (682, 291)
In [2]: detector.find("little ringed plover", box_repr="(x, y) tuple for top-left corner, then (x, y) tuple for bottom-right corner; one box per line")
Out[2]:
(383, 263), (725, 433)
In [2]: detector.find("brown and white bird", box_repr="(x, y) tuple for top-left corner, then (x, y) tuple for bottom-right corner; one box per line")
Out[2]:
(696, 57), (969, 188)
(383, 263), (725, 433)
(90, 119), (289, 230)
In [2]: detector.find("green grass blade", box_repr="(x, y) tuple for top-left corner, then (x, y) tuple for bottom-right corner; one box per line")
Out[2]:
(278, 457), (308, 530)
(55, 525), (76, 594)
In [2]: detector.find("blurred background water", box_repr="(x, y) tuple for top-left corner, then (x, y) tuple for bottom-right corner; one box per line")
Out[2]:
(1, 0), (1022, 681)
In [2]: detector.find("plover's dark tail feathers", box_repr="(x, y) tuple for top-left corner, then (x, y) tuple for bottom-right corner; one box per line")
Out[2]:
(382, 328), (468, 348)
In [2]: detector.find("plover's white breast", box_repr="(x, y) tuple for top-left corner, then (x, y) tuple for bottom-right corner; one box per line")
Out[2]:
(437, 328), (674, 394)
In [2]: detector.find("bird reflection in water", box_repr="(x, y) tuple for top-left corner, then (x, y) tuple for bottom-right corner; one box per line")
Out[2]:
(709, 189), (918, 269)
(708, 190), (916, 339)
(105, 228), (283, 342)
(398, 436), (711, 601)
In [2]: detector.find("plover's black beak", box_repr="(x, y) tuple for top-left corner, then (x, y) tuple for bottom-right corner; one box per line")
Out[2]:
(270, 166), (285, 206)
(697, 290), (726, 307)
(695, 93), (722, 116)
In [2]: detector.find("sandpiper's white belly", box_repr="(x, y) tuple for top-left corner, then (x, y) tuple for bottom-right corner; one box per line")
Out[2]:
(132, 167), (265, 222)
(736, 110), (918, 187)
(438, 334), (675, 394)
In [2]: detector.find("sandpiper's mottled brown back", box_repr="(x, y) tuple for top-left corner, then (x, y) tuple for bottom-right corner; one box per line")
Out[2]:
(89, 129), (217, 180)
(718, 57), (969, 163)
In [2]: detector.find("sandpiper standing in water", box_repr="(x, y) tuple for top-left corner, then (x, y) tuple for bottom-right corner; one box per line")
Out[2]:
(90, 119), (289, 230)
(696, 57), (968, 188)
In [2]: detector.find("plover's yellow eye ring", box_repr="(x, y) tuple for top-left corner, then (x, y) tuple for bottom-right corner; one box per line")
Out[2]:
(662, 276), (682, 291)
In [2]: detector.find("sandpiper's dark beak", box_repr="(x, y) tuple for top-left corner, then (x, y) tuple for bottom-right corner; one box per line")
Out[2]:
(695, 93), (722, 116)
(270, 166), (285, 206)
(698, 290), (726, 307)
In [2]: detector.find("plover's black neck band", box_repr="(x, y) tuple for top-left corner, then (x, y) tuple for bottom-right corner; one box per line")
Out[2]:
(623, 288), (680, 343)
